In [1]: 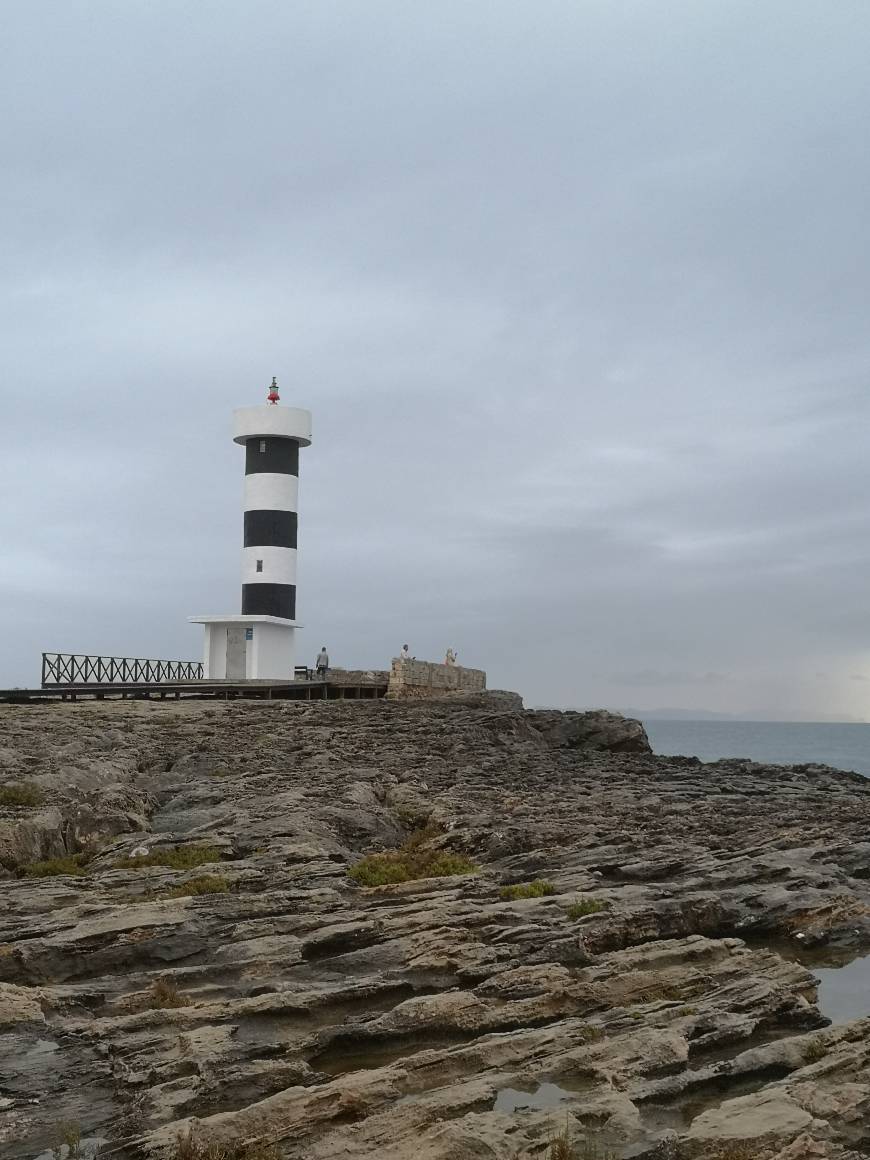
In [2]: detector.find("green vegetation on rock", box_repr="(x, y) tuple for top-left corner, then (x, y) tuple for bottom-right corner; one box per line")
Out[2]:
(499, 879), (556, 900)
(0, 782), (45, 807)
(349, 827), (476, 887)
(21, 853), (89, 878)
(114, 844), (224, 871)
(565, 897), (607, 919)
(161, 874), (230, 898)
(52, 1120), (84, 1159)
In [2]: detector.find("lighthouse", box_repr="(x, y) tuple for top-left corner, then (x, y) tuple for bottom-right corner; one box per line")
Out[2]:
(190, 379), (312, 680)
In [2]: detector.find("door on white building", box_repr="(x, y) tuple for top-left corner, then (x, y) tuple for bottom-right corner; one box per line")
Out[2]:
(226, 626), (247, 679)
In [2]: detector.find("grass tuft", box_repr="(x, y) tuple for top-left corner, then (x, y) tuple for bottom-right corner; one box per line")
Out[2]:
(499, 879), (556, 901)
(348, 855), (413, 887)
(549, 1129), (573, 1160)
(707, 1145), (757, 1160)
(578, 1025), (604, 1044)
(803, 1036), (828, 1063)
(393, 802), (432, 829)
(0, 782), (45, 807)
(53, 1120), (83, 1159)
(149, 977), (186, 1009)
(172, 1129), (281, 1160)
(547, 1122), (617, 1160)
(349, 827), (476, 887)
(21, 853), (89, 878)
(113, 844), (223, 871)
(421, 852), (477, 877)
(161, 875), (230, 899)
(566, 897), (607, 919)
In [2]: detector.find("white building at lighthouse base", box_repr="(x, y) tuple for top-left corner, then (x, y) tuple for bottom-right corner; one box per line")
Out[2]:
(188, 615), (298, 680)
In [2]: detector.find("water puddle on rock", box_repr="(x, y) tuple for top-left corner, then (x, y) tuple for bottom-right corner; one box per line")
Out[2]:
(493, 1075), (596, 1113)
(494, 1083), (572, 1113)
(34, 1138), (106, 1160)
(637, 1067), (791, 1134)
(761, 938), (870, 1025)
(312, 1030), (481, 1076)
(0, 1032), (118, 1160)
(803, 950), (870, 1026)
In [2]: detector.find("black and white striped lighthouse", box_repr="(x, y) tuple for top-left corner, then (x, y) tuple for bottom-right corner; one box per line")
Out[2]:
(236, 376), (310, 620)
(190, 379), (312, 680)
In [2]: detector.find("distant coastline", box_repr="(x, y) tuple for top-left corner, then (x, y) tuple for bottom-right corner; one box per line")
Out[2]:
(641, 717), (870, 777)
(619, 707), (868, 724)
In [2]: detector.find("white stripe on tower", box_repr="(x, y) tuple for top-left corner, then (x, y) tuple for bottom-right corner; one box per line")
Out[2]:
(242, 546), (297, 585)
(243, 473), (299, 512)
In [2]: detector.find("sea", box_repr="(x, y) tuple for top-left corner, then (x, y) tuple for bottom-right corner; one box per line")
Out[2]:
(642, 720), (870, 778)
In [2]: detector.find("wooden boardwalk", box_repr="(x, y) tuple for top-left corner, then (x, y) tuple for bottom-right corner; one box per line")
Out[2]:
(0, 679), (388, 704)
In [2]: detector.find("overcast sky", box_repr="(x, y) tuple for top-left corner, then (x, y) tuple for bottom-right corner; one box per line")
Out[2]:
(2, 1), (870, 719)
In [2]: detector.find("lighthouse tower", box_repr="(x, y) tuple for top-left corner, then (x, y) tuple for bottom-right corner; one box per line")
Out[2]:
(190, 379), (312, 680)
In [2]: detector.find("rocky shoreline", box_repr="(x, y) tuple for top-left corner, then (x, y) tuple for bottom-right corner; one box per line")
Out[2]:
(2, 696), (870, 1159)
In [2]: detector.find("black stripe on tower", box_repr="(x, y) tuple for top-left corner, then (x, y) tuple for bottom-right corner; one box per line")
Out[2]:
(242, 583), (296, 619)
(245, 438), (299, 475)
(243, 510), (298, 548)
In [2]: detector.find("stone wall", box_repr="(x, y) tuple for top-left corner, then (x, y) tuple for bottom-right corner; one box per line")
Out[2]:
(387, 658), (487, 699)
(327, 669), (389, 687)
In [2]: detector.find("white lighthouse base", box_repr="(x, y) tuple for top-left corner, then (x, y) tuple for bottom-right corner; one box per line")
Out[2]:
(188, 615), (299, 681)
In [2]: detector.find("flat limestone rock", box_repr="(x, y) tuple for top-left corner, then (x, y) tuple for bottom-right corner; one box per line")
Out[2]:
(0, 982), (44, 1027)
(687, 1089), (819, 1140)
(2, 697), (870, 1159)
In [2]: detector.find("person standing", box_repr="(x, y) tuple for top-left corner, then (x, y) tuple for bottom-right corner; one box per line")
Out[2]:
(315, 647), (329, 680)
(400, 644), (411, 662)
(445, 648), (457, 666)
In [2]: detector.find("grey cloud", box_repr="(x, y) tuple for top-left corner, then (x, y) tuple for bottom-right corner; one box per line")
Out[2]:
(2, 1), (870, 720)
(610, 671), (731, 688)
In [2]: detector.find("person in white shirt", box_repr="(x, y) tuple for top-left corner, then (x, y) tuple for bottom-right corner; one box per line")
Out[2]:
(400, 644), (411, 662)
(315, 648), (329, 679)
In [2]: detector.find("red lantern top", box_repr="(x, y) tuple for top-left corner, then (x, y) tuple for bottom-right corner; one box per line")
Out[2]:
(267, 376), (280, 405)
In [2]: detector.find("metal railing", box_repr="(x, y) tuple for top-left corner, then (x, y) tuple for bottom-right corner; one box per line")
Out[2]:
(41, 652), (203, 688)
